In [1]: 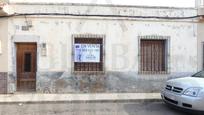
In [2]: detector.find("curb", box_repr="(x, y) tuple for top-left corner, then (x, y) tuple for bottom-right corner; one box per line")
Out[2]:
(0, 93), (162, 104)
(0, 99), (162, 104)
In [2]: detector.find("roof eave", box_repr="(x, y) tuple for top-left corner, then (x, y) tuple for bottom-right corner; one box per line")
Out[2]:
(0, 8), (9, 16)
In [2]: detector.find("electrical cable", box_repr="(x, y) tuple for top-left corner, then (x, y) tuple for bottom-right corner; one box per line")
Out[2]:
(0, 12), (202, 20)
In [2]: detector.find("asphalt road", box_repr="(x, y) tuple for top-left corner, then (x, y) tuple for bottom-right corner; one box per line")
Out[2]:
(0, 101), (198, 115)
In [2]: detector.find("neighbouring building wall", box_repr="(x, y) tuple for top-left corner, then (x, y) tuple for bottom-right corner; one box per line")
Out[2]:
(6, 3), (198, 93)
(0, 18), (8, 93)
(197, 22), (204, 70)
(0, 18), (8, 72)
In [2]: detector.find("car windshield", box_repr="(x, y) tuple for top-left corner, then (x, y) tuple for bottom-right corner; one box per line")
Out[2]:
(192, 71), (204, 78)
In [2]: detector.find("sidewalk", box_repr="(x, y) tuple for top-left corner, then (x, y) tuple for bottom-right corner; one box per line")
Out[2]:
(0, 93), (161, 103)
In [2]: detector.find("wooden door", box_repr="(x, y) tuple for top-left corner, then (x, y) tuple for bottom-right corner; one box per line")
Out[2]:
(16, 43), (37, 91)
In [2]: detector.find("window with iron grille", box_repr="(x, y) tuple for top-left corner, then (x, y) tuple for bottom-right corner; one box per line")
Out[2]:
(73, 37), (103, 72)
(140, 39), (167, 74)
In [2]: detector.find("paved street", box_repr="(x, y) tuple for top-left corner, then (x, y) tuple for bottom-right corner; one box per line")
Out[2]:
(0, 101), (193, 115)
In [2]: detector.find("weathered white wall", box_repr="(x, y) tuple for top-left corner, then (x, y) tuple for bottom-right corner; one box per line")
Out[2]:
(6, 4), (198, 74)
(7, 17), (198, 73)
(11, 3), (197, 16)
(0, 18), (8, 72)
(2, 3), (200, 93)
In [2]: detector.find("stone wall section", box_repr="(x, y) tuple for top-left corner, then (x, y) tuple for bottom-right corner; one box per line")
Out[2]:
(0, 72), (7, 94)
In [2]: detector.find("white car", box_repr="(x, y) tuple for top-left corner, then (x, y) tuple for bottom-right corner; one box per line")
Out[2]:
(161, 71), (204, 112)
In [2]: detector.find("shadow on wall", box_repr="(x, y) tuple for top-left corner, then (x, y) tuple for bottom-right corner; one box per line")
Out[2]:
(167, 72), (194, 80)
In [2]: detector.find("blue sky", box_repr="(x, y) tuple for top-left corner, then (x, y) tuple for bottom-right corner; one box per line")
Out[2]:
(10, 0), (196, 7)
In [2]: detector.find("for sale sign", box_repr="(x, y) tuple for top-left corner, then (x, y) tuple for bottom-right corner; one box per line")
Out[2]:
(74, 44), (100, 62)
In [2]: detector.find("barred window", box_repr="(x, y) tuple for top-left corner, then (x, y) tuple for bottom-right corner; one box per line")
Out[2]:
(140, 39), (167, 74)
(74, 37), (103, 72)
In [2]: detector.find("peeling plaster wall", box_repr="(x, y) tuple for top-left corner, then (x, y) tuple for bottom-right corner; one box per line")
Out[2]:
(6, 4), (198, 93)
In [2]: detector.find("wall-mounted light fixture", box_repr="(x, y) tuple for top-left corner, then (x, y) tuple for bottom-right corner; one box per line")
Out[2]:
(22, 20), (33, 31)
(0, 40), (2, 55)
(41, 43), (47, 56)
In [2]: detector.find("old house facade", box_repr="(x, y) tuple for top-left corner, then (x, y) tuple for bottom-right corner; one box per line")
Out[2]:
(0, 1), (203, 94)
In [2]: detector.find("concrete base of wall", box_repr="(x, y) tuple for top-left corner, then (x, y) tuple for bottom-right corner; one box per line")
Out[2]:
(7, 71), (193, 94)
(0, 72), (7, 94)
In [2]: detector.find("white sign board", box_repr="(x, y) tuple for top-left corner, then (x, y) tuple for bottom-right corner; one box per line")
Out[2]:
(74, 44), (100, 62)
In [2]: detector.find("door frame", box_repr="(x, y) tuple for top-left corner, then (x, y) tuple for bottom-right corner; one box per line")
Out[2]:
(14, 42), (39, 92)
(10, 35), (40, 93)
